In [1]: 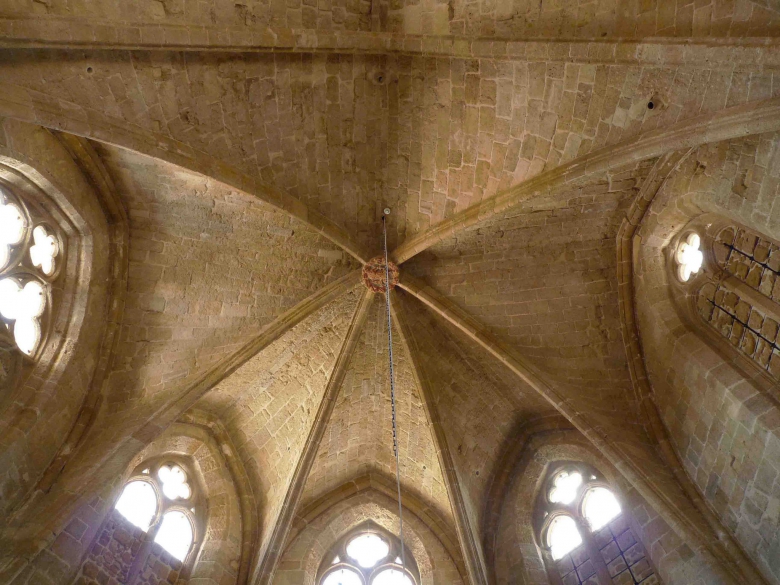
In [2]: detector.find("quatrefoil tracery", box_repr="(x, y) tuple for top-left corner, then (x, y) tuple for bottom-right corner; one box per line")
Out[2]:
(30, 226), (59, 276)
(0, 188), (63, 357)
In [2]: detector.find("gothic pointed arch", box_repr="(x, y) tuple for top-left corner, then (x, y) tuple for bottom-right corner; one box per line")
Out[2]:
(632, 132), (780, 584)
(0, 119), (123, 524)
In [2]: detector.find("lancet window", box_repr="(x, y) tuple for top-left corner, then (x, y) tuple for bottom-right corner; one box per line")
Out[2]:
(538, 464), (659, 585)
(0, 184), (62, 357)
(114, 460), (200, 563)
(318, 526), (418, 585)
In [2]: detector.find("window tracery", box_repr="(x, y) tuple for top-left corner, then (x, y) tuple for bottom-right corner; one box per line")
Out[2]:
(0, 185), (62, 357)
(538, 464), (658, 585)
(674, 220), (780, 383)
(675, 232), (703, 282)
(318, 526), (418, 585)
(114, 460), (198, 563)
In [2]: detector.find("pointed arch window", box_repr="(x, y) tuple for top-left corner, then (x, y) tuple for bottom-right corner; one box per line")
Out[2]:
(538, 463), (659, 584)
(317, 525), (419, 585)
(672, 218), (780, 388)
(0, 185), (63, 357)
(114, 460), (199, 563)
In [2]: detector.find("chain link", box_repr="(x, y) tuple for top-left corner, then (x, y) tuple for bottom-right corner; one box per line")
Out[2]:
(382, 216), (407, 576)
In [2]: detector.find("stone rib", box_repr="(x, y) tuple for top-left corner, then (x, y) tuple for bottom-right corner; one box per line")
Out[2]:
(391, 293), (490, 585)
(397, 273), (759, 585)
(3, 18), (780, 68)
(134, 269), (363, 441)
(0, 81), (371, 265)
(392, 96), (780, 264)
(252, 287), (375, 585)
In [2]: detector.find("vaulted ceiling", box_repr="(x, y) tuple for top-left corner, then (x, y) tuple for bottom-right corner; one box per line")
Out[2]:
(2, 3), (780, 585)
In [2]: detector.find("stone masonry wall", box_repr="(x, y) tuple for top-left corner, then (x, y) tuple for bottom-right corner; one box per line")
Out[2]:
(8, 480), (119, 585)
(70, 509), (182, 585)
(635, 134), (780, 584)
(73, 509), (145, 584)
(495, 433), (733, 585)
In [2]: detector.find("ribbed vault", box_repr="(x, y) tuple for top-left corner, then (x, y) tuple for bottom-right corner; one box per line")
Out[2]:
(3, 11), (780, 585)
(300, 297), (452, 521)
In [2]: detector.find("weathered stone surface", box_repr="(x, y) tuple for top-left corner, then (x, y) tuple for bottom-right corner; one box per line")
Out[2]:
(301, 298), (453, 523)
(3, 7), (780, 585)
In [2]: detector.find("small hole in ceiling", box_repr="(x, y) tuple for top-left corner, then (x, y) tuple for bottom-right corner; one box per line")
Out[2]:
(647, 101), (654, 110)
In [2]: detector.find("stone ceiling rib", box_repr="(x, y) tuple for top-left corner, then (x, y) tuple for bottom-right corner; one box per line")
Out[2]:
(136, 272), (363, 440)
(4, 21), (780, 62)
(405, 162), (657, 410)
(5, 0), (780, 52)
(396, 273), (760, 584)
(190, 286), (364, 580)
(0, 80), (372, 263)
(4, 51), (780, 260)
(391, 288), (550, 556)
(4, 10), (780, 582)
(392, 96), (780, 263)
(298, 297), (454, 525)
(252, 288), (374, 585)
(83, 143), (363, 437)
(391, 293), (490, 585)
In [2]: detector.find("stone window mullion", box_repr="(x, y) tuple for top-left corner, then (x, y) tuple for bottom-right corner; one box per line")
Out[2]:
(574, 516), (613, 585)
(542, 549), (566, 585)
(125, 484), (170, 584)
(125, 521), (160, 584)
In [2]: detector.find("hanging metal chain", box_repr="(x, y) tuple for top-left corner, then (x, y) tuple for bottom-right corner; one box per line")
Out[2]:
(382, 215), (407, 576)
